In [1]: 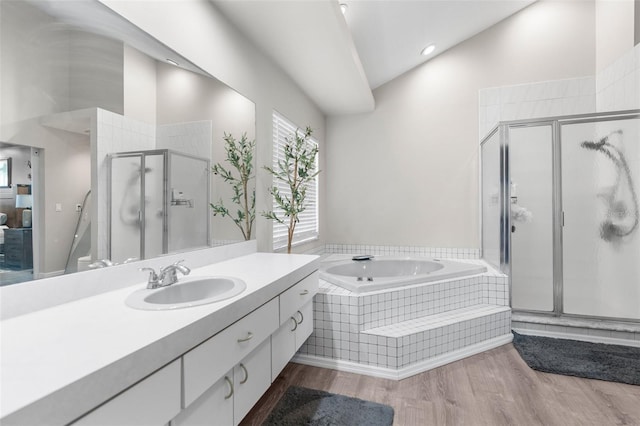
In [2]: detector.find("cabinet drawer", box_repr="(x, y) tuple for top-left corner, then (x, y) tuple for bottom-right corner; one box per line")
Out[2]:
(4, 234), (22, 244)
(73, 359), (181, 426)
(279, 271), (318, 325)
(5, 251), (22, 261)
(183, 298), (278, 407)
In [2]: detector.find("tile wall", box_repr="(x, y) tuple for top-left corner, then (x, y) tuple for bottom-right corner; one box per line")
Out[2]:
(157, 121), (212, 160)
(596, 43), (640, 112)
(95, 109), (156, 259)
(478, 76), (596, 139)
(479, 44), (640, 141)
(324, 244), (480, 259)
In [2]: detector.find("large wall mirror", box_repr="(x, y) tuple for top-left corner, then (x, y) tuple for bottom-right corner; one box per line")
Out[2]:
(0, 0), (256, 286)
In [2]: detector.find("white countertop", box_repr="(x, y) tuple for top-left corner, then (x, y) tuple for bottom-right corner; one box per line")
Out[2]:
(0, 253), (318, 426)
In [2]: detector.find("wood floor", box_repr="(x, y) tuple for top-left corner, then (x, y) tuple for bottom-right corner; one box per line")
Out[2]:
(241, 343), (640, 426)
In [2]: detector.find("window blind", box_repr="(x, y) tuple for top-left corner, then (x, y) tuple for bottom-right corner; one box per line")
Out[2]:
(272, 111), (319, 250)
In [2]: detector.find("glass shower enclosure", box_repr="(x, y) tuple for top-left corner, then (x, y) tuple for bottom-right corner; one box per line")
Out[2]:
(481, 110), (640, 322)
(108, 149), (210, 264)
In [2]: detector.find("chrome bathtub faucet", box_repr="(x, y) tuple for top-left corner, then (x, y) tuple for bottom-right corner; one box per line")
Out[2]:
(140, 260), (191, 289)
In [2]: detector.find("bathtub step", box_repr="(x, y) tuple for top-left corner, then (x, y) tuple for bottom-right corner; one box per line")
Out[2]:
(362, 304), (510, 338)
(359, 304), (511, 369)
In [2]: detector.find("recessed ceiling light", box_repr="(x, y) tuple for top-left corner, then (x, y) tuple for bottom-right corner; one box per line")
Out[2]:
(166, 58), (179, 66)
(420, 44), (436, 56)
(340, 3), (348, 14)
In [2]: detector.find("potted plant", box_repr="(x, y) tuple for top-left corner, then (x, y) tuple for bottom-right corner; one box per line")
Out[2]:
(210, 132), (255, 240)
(263, 126), (320, 253)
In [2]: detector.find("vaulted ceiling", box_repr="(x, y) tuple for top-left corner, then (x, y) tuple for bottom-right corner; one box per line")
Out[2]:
(213, 0), (536, 116)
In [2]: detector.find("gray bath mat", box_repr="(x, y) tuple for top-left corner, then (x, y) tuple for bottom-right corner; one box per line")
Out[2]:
(262, 386), (394, 426)
(512, 331), (640, 385)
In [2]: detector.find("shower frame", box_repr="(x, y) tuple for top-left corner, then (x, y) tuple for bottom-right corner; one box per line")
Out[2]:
(480, 109), (640, 323)
(107, 149), (210, 261)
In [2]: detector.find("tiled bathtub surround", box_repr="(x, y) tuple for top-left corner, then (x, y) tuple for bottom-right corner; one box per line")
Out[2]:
(296, 249), (511, 379)
(361, 305), (510, 369)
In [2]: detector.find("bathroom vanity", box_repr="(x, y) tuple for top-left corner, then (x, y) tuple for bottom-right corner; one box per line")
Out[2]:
(0, 252), (319, 426)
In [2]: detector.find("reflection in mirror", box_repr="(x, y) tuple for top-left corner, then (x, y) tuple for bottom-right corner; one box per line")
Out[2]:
(0, 0), (256, 286)
(0, 158), (11, 188)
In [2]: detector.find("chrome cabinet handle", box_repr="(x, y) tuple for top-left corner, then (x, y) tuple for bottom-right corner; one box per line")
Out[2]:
(224, 376), (234, 399)
(290, 316), (298, 332)
(237, 332), (254, 343)
(296, 310), (304, 324)
(239, 363), (249, 384)
(299, 289), (309, 296)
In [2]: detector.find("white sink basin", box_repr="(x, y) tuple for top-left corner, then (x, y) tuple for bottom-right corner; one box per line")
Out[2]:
(126, 276), (247, 310)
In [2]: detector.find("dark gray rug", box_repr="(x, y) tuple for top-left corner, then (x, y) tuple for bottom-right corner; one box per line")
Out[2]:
(512, 331), (640, 386)
(263, 386), (394, 426)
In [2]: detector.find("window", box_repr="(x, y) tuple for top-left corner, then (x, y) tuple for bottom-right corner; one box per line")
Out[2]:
(271, 111), (319, 250)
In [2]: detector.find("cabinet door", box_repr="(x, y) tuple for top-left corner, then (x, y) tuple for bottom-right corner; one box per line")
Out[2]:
(183, 298), (278, 407)
(294, 301), (314, 351)
(233, 339), (271, 425)
(271, 318), (297, 382)
(172, 371), (233, 426)
(73, 360), (181, 426)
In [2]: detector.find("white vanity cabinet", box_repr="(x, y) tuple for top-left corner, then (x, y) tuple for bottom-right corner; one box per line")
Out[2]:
(67, 270), (318, 426)
(73, 360), (181, 426)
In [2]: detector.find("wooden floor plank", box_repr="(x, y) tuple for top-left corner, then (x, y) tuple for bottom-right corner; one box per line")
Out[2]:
(241, 344), (640, 426)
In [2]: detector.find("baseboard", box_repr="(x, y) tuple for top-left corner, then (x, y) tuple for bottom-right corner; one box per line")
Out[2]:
(512, 327), (640, 348)
(293, 334), (513, 380)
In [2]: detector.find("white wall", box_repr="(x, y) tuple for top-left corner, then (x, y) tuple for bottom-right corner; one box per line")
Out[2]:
(155, 61), (256, 243)
(325, 0), (596, 249)
(596, 0), (635, 71)
(123, 45), (157, 124)
(99, 0), (326, 253)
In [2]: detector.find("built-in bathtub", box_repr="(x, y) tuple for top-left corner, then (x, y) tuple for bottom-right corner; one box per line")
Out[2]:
(320, 256), (487, 293)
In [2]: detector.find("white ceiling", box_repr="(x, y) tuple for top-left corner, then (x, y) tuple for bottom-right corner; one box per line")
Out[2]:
(344, 0), (536, 89)
(213, 0), (375, 116)
(214, 0), (535, 116)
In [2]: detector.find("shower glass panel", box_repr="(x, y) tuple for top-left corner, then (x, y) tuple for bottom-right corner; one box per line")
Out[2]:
(143, 153), (166, 260)
(168, 153), (209, 253)
(108, 150), (209, 264)
(109, 155), (142, 262)
(508, 125), (554, 312)
(482, 110), (639, 324)
(561, 116), (640, 320)
(481, 129), (502, 269)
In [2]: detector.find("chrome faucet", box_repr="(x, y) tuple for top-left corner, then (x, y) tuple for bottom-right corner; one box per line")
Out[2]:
(140, 260), (191, 289)
(88, 259), (115, 269)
